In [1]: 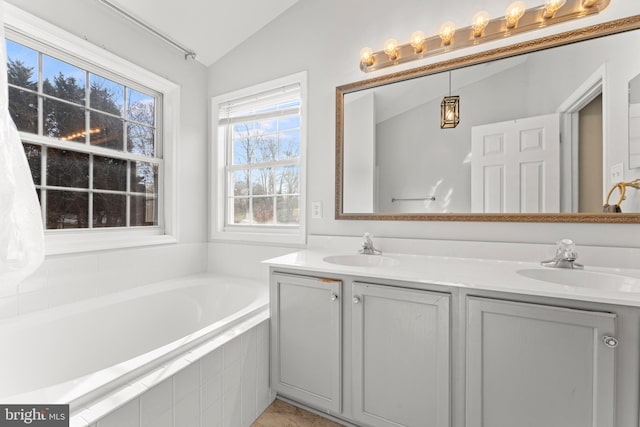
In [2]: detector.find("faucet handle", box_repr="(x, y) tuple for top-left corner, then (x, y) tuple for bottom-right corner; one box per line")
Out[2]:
(556, 238), (576, 256)
(360, 232), (382, 255)
(542, 238), (583, 269)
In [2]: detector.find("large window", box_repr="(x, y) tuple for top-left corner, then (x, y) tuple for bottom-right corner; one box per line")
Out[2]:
(7, 38), (160, 230)
(212, 72), (306, 244)
(4, 4), (180, 253)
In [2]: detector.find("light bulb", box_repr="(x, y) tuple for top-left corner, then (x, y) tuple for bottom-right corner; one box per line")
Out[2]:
(581, 0), (599, 8)
(446, 106), (455, 121)
(471, 11), (490, 37)
(439, 22), (456, 46)
(360, 47), (374, 67)
(383, 38), (399, 60)
(505, 1), (526, 29)
(543, 0), (566, 18)
(409, 31), (426, 53)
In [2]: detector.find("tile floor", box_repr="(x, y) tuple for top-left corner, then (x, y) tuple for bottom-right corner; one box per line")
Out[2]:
(251, 399), (344, 427)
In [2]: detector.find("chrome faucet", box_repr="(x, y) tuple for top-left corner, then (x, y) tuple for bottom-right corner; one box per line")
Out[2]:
(359, 232), (382, 255)
(541, 238), (583, 269)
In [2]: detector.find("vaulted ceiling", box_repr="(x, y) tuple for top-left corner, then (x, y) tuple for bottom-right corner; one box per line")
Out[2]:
(102, 0), (299, 67)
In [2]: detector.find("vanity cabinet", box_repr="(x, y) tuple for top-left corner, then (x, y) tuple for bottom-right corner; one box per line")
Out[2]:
(466, 297), (616, 427)
(269, 267), (631, 427)
(270, 271), (451, 426)
(351, 282), (450, 427)
(270, 273), (342, 413)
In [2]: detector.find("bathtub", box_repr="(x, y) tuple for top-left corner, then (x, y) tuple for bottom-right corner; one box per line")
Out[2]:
(0, 273), (269, 424)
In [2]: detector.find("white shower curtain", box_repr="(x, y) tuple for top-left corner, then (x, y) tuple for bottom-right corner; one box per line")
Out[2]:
(0, 0), (44, 287)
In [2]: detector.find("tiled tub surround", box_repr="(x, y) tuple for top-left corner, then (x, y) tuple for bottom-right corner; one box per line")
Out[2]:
(86, 320), (271, 427)
(0, 273), (270, 426)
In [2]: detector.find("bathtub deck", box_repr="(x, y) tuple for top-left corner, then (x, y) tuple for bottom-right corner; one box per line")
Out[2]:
(252, 399), (344, 426)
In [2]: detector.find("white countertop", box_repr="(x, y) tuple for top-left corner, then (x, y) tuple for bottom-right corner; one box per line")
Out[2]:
(263, 250), (640, 307)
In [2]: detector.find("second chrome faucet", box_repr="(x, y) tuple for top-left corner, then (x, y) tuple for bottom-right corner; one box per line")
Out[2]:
(359, 232), (382, 255)
(541, 238), (583, 269)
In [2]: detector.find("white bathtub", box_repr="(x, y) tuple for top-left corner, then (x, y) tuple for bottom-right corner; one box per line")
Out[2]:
(0, 273), (269, 422)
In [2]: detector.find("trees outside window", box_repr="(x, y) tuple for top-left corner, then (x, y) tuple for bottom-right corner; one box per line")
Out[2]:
(6, 39), (161, 230)
(225, 106), (301, 227)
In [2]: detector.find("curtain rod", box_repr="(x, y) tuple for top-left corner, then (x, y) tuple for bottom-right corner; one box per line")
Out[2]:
(97, 0), (197, 60)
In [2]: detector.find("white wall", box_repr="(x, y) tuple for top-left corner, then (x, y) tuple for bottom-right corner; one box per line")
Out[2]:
(208, 0), (640, 272)
(0, 0), (209, 318)
(5, 0), (640, 302)
(344, 92), (376, 212)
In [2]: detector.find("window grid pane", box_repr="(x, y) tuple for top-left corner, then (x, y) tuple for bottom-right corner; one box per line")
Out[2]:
(9, 87), (37, 133)
(225, 99), (301, 227)
(225, 96), (300, 227)
(42, 55), (86, 105)
(90, 73), (124, 117)
(46, 190), (89, 230)
(6, 37), (162, 231)
(225, 90), (301, 227)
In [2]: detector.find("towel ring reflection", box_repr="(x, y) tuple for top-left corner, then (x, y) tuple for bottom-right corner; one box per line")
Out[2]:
(604, 179), (640, 208)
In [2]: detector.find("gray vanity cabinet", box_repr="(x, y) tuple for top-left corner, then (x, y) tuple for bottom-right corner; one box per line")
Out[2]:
(351, 282), (451, 427)
(270, 273), (342, 413)
(269, 268), (631, 427)
(466, 297), (617, 427)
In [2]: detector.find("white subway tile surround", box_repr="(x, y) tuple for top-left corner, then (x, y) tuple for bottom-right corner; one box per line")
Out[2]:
(85, 321), (271, 427)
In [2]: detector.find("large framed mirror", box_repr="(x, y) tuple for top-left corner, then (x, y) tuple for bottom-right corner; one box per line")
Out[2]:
(336, 16), (640, 222)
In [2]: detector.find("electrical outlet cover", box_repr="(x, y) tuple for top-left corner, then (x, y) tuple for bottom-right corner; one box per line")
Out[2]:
(311, 201), (322, 219)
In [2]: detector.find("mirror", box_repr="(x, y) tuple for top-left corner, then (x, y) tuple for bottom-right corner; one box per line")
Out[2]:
(336, 16), (640, 222)
(630, 72), (640, 169)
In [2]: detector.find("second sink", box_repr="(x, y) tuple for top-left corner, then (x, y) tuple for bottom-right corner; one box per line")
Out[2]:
(323, 254), (400, 268)
(517, 268), (640, 293)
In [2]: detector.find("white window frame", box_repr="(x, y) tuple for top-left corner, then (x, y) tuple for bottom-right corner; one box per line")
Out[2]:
(210, 71), (307, 245)
(5, 4), (180, 255)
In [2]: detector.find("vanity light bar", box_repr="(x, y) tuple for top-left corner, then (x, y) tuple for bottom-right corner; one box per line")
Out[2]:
(359, 0), (610, 72)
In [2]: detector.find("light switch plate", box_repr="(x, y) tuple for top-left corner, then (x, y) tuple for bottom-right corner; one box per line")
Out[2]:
(311, 201), (322, 219)
(610, 163), (624, 185)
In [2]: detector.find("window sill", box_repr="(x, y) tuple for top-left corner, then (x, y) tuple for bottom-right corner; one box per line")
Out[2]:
(45, 229), (177, 255)
(210, 228), (306, 247)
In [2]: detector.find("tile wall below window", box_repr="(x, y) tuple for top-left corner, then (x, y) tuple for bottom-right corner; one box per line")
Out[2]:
(0, 243), (208, 319)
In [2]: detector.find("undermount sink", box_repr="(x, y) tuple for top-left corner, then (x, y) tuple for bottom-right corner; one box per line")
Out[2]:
(517, 268), (640, 293)
(323, 254), (400, 268)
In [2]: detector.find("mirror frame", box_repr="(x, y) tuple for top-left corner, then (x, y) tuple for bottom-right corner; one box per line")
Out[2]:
(336, 15), (640, 223)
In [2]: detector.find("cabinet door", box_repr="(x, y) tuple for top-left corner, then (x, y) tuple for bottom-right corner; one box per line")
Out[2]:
(352, 282), (451, 427)
(466, 297), (616, 427)
(271, 273), (342, 413)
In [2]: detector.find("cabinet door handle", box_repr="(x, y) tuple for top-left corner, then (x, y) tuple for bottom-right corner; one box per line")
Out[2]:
(353, 296), (361, 304)
(330, 293), (339, 301)
(603, 336), (618, 348)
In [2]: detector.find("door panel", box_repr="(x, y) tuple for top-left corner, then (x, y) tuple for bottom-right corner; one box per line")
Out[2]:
(466, 297), (616, 427)
(472, 114), (560, 213)
(271, 273), (342, 413)
(352, 283), (450, 427)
